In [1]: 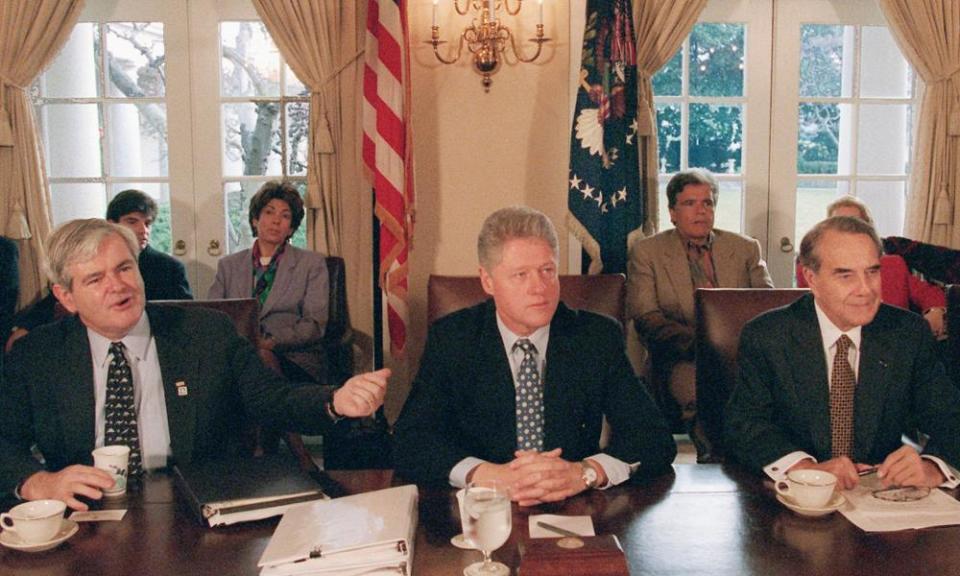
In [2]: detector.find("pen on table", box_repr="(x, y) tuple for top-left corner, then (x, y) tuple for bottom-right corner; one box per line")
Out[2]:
(858, 466), (879, 477)
(536, 521), (583, 538)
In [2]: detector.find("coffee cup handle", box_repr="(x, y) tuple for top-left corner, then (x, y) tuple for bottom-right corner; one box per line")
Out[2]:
(775, 481), (791, 497)
(0, 513), (16, 533)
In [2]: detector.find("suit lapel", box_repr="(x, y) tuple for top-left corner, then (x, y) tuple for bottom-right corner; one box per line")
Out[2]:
(789, 296), (833, 456)
(854, 312), (894, 459)
(58, 318), (97, 457)
(146, 305), (197, 462)
(712, 232), (736, 286)
(662, 231), (696, 322)
(260, 246), (298, 318)
(477, 303), (519, 455)
(542, 305), (575, 450)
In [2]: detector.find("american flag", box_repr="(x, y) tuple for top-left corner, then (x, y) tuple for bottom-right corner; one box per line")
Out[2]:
(363, 0), (415, 357)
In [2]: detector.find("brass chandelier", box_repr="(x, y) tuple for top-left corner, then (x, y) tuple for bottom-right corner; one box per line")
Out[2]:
(428, 0), (551, 92)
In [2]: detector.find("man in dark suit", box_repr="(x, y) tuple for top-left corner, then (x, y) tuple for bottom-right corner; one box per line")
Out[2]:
(107, 189), (193, 300)
(0, 219), (390, 510)
(394, 207), (675, 506)
(0, 236), (17, 337)
(725, 216), (960, 490)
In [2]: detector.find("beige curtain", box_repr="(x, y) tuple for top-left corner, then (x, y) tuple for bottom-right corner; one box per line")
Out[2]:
(252, 0), (354, 257)
(878, 0), (960, 247)
(0, 0), (85, 308)
(632, 0), (707, 236)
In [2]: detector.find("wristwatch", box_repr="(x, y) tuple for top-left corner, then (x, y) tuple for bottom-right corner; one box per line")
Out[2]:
(579, 461), (599, 490)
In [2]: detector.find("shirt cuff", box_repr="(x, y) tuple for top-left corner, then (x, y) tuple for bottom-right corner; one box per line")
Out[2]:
(449, 457), (487, 489)
(921, 455), (960, 488)
(587, 453), (636, 489)
(764, 452), (815, 481)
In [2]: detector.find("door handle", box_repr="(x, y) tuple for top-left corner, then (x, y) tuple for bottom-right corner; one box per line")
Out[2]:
(207, 239), (222, 257)
(780, 236), (794, 253)
(173, 239), (187, 256)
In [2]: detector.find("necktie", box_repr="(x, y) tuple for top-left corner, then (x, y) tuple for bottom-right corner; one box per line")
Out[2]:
(830, 335), (856, 458)
(106, 342), (143, 477)
(514, 339), (544, 452)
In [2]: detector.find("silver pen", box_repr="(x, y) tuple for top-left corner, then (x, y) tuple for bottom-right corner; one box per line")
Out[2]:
(536, 521), (583, 538)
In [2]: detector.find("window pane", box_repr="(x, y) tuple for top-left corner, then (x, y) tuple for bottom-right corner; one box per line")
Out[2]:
(106, 23), (165, 98)
(110, 183), (172, 253)
(285, 64), (306, 96)
(657, 179), (670, 231)
(286, 102), (310, 176)
(40, 23), (99, 98)
(860, 27), (910, 98)
(799, 25), (851, 98)
(858, 181), (906, 237)
(50, 183), (107, 225)
(222, 102), (281, 176)
(107, 103), (168, 177)
(43, 104), (103, 178)
(689, 104), (742, 174)
(224, 180), (307, 254)
(689, 23), (743, 98)
(714, 181), (743, 234)
(652, 50), (682, 96)
(656, 104), (680, 173)
(794, 179), (850, 253)
(857, 104), (910, 175)
(220, 22), (281, 97)
(797, 103), (850, 175)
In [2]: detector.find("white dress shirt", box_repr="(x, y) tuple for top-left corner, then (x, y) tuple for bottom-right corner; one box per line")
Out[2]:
(88, 312), (172, 470)
(448, 313), (634, 489)
(764, 302), (958, 488)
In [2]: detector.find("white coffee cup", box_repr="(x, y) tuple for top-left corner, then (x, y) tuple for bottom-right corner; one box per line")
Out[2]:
(0, 499), (66, 544)
(775, 469), (837, 508)
(92, 445), (131, 497)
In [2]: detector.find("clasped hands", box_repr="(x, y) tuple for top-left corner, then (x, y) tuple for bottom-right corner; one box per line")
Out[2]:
(790, 445), (944, 491)
(470, 448), (605, 507)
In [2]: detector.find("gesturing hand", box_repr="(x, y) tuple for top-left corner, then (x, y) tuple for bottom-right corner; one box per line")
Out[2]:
(332, 368), (391, 418)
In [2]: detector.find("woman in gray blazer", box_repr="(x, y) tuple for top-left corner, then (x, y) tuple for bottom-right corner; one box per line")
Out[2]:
(208, 181), (330, 384)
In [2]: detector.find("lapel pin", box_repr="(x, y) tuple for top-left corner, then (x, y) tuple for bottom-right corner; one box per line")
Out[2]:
(175, 381), (188, 396)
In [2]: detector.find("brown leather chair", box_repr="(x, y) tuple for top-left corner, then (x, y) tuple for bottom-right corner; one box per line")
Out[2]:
(947, 285), (960, 387)
(695, 288), (808, 459)
(427, 273), (626, 327)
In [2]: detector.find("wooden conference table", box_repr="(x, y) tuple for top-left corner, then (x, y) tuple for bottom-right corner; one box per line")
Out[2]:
(3, 464), (960, 575)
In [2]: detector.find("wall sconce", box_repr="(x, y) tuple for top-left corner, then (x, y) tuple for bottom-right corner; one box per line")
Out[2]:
(428, 0), (550, 92)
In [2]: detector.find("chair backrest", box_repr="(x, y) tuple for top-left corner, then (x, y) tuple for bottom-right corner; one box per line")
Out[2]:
(695, 288), (808, 458)
(947, 285), (960, 387)
(324, 256), (354, 383)
(427, 274), (626, 327)
(151, 297), (260, 345)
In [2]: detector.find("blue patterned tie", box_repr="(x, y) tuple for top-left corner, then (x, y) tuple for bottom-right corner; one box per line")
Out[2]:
(514, 339), (544, 451)
(106, 342), (143, 477)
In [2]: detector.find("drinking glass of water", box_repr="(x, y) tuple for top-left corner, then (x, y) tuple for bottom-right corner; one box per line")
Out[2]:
(463, 480), (512, 576)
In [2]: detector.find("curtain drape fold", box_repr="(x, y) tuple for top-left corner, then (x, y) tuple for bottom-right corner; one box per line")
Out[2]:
(878, 0), (960, 247)
(252, 0), (346, 256)
(632, 0), (707, 236)
(0, 0), (85, 308)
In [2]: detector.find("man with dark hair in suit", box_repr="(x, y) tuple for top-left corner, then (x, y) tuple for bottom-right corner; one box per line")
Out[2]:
(394, 207), (675, 506)
(0, 219), (390, 510)
(107, 189), (193, 301)
(725, 216), (960, 490)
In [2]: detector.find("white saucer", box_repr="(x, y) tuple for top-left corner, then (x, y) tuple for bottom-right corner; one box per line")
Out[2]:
(450, 533), (476, 550)
(0, 519), (79, 552)
(777, 492), (846, 518)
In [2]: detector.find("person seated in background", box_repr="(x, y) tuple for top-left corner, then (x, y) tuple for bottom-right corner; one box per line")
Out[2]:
(208, 181), (332, 384)
(5, 190), (193, 352)
(795, 195), (946, 340)
(726, 216), (960, 491)
(394, 207), (675, 506)
(627, 168), (773, 462)
(107, 189), (193, 301)
(0, 219), (389, 510)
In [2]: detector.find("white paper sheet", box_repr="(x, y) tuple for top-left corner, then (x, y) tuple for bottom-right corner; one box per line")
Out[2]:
(528, 514), (596, 538)
(840, 477), (960, 532)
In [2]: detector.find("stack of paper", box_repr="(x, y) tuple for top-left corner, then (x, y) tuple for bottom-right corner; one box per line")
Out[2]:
(840, 479), (960, 532)
(258, 484), (418, 576)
